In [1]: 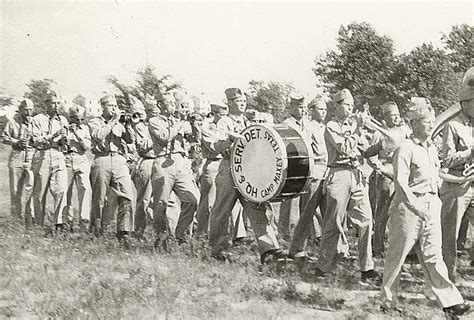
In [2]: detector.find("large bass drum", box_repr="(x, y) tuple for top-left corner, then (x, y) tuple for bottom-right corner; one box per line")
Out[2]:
(230, 124), (313, 203)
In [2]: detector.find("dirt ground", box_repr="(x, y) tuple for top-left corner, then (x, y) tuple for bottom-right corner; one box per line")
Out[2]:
(0, 144), (472, 319)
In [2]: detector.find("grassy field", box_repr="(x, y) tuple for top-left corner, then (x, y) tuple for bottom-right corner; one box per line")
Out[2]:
(0, 144), (472, 319)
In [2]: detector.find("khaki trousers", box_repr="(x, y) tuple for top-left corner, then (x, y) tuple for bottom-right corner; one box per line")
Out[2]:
(440, 181), (474, 282)
(289, 178), (325, 255)
(382, 195), (464, 308)
(195, 159), (221, 236)
(32, 149), (68, 227)
(65, 153), (91, 224)
(8, 149), (34, 220)
(151, 154), (199, 239)
(209, 160), (279, 256)
(317, 167), (374, 272)
(90, 154), (134, 233)
(133, 158), (154, 235)
(372, 173), (394, 254)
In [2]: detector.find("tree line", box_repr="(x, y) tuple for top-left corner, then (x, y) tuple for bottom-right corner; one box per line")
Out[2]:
(14, 22), (472, 123)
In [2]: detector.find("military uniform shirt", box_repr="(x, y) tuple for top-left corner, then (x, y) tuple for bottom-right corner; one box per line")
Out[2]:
(212, 114), (249, 158)
(325, 117), (364, 168)
(2, 113), (34, 151)
(148, 114), (187, 157)
(200, 121), (224, 160)
(394, 136), (440, 197)
(133, 121), (156, 158)
(88, 117), (132, 155)
(31, 113), (69, 151)
(66, 124), (91, 154)
(442, 111), (473, 174)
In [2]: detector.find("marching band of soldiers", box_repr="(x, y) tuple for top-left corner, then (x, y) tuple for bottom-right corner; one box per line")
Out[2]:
(2, 66), (473, 316)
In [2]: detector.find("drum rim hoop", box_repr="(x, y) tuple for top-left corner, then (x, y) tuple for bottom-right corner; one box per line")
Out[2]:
(230, 124), (289, 203)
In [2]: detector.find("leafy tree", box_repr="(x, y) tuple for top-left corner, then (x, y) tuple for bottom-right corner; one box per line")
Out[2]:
(247, 80), (295, 124)
(107, 65), (182, 112)
(24, 79), (56, 114)
(442, 24), (473, 73)
(313, 22), (397, 119)
(394, 43), (459, 114)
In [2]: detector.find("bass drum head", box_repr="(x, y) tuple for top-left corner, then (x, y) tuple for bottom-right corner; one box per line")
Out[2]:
(230, 124), (288, 203)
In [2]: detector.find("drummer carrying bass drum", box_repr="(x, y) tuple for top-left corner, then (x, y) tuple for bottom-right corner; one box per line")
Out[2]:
(209, 87), (287, 264)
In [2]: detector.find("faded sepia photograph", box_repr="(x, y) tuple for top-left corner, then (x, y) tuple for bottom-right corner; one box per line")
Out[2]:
(0, 0), (472, 318)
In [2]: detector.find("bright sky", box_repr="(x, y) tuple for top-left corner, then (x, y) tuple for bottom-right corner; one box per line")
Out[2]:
(1, 0), (472, 102)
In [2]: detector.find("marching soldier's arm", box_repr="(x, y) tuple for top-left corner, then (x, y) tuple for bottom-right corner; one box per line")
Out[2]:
(122, 123), (135, 144)
(211, 120), (233, 155)
(393, 145), (416, 205)
(393, 144), (430, 220)
(442, 122), (472, 169)
(31, 116), (61, 145)
(2, 120), (19, 146)
(148, 117), (181, 143)
(325, 122), (362, 157)
(364, 131), (385, 171)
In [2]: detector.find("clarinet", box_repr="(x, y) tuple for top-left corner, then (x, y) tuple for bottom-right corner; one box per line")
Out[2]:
(21, 116), (33, 163)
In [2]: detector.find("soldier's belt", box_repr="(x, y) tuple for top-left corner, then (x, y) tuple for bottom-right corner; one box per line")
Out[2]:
(156, 152), (186, 158)
(35, 146), (62, 151)
(412, 191), (437, 198)
(12, 145), (31, 151)
(140, 155), (156, 160)
(94, 151), (123, 157)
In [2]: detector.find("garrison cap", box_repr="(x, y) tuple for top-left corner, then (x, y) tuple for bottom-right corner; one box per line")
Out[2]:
(210, 103), (228, 114)
(381, 101), (399, 114)
(45, 92), (59, 102)
(156, 90), (174, 103)
(333, 89), (353, 104)
(459, 66), (474, 102)
(19, 98), (34, 109)
(307, 96), (326, 109)
(69, 104), (86, 119)
(144, 95), (158, 110)
(99, 94), (117, 105)
(289, 92), (305, 104)
(406, 97), (434, 121)
(225, 88), (245, 100)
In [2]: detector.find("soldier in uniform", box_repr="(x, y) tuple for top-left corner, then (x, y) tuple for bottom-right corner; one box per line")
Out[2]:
(2, 98), (35, 228)
(381, 97), (470, 317)
(289, 96), (328, 259)
(148, 90), (199, 247)
(365, 102), (405, 257)
(209, 88), (283, 263)
(314, 89), (378, 282)
(30, 93), (69, 233)
(64, 104), (92, 231)
(88, 94), (135, 243)
(130, 98), (157, 238)
(278, 93), (311, 239)
(195, 103), (228, 237)
(440, 66), (474, 281)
